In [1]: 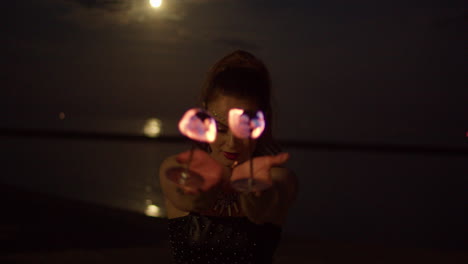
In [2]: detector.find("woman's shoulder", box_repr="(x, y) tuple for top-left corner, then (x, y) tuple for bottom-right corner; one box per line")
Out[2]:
(159, 154), (191, 219)
(159, 154), (180, 174)
(160, 154), (178, 165)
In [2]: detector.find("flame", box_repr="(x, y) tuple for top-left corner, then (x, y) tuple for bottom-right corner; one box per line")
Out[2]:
(229, 108), (248, 138)
(250, 111), (265, 139)
(229, 108), (265, 139)
(178, 108), (217, 143)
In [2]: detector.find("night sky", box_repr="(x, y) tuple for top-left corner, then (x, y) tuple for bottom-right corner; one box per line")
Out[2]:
(1, 0), (468, 251)
(2, 0), (467, 146)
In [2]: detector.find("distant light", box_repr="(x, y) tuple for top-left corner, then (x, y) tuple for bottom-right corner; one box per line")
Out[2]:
(145, 204), (162, 217)
(59, 112), (66, 120)
(149, 0), (162, 8)
(143, 118), (162, 138)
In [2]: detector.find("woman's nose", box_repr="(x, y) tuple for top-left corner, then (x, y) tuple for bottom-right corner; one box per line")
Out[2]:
(226, 131), (240, 148)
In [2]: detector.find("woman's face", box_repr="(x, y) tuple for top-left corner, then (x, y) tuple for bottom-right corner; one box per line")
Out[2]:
(206, 94), (258, 168)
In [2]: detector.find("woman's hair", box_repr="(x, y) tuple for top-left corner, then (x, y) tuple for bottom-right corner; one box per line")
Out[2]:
(198, 50), (281, 156)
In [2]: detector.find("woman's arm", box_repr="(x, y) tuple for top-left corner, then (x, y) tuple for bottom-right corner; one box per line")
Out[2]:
(159, 150), (226, 215)
(240, 167), (298, 225)
(231, 153), (298, 226)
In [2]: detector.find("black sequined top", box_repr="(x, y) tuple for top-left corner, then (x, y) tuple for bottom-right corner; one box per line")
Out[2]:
(168, 212), (282, 264)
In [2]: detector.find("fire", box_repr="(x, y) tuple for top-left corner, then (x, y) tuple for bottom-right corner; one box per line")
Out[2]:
(178, 108), (217, 143)
(228, 108), (265, 139)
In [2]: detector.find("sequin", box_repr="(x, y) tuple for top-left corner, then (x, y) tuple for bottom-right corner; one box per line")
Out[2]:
(168, 212), (281, 264)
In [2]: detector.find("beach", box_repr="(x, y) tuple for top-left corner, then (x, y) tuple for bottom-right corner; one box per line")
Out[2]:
(1, 184), (466, 264)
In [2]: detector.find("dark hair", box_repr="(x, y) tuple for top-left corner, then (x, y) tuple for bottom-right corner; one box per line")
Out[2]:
(199, 50), (281, 156)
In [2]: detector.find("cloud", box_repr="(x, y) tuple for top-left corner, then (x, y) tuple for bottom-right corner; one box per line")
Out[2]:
(54, 0), (187, 28)
(25, 0), (264, 50)
(70, 0), (131, 12)
(65, 0), (232, 14)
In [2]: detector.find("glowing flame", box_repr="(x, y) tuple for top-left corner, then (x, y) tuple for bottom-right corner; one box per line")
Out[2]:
(178, 108), (216, 143)
(250, 111), (265, 139)
(228, 108), (265, 139)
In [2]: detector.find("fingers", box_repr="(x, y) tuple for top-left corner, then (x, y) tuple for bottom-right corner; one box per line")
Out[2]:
(269, 152), (290, 167)
(176, 149), (208, 164)
(175, 149), (224, 192)
(231, 152), (290, 172)
(176, 185), (200, 196)
(199, 165), (224, 192)
(175, 150), (192, 164)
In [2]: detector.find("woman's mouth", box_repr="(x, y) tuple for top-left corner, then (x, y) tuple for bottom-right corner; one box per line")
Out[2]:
(223, 152), (239, 160)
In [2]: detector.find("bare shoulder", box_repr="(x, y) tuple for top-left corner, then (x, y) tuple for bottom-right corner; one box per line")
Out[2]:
(158, 155), (179, 187)
(159, 155), (178, 172)
(159, 154), (190, 218)
(158, 154), (179, 190)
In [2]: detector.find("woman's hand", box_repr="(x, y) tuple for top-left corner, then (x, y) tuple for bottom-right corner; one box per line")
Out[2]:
(175, 149), (224, 195)
(231, 152), (290, 195)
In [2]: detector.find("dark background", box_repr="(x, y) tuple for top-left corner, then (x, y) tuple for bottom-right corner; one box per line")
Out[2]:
(1, 0), (467, 262)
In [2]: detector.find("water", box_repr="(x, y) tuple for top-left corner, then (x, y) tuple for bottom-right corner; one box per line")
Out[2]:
(1, 135), (467, 249)
(1, 136), (184, 216)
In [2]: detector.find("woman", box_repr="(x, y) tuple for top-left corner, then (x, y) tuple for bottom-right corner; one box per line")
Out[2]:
(159, 50), (298, 264)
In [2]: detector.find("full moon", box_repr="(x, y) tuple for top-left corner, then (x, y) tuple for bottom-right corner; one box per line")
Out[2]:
(149, 0), (162, 8)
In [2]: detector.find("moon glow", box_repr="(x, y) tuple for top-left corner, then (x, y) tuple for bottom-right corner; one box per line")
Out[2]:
(149, 0), (162, 8)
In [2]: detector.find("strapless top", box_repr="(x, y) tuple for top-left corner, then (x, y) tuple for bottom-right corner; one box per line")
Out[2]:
(168, 212), (282, 264)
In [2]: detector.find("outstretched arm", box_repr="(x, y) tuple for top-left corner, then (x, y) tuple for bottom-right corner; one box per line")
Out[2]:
(159, 149), (226, 214)
(232, 153), (298, 225)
